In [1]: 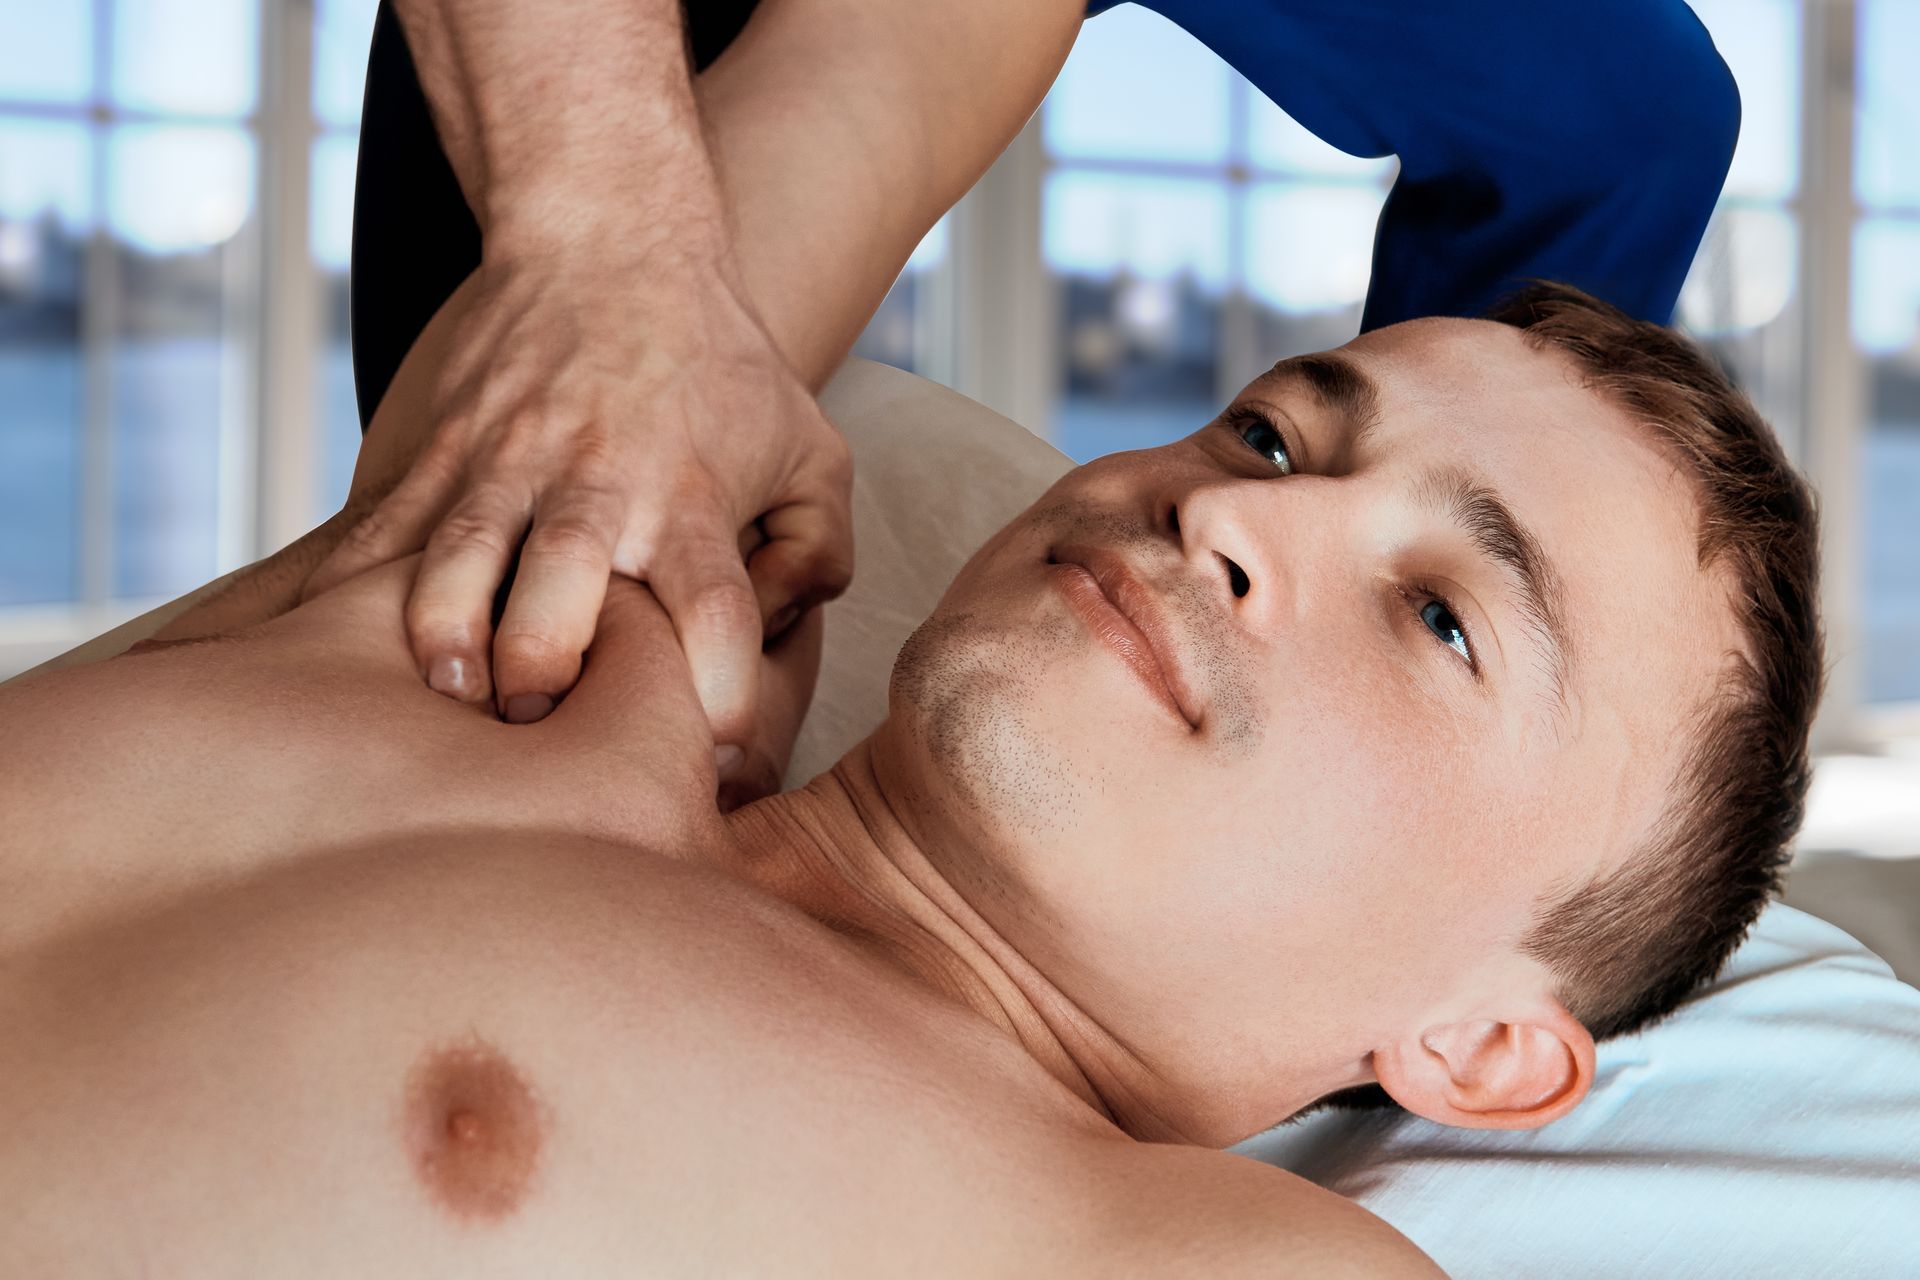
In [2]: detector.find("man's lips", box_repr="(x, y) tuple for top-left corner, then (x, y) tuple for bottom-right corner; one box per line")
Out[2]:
(1047, 544), (1200, 729)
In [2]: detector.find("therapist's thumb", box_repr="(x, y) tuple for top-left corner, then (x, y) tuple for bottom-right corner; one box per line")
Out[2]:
(648, 526), (764, 764)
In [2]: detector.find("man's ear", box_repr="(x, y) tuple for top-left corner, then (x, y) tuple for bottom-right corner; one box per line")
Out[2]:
(1370, 1001), (1596, 1131)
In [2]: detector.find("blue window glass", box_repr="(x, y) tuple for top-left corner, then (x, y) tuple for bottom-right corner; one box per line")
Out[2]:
(0, 119), (90, 605)
(1044, 172), (1227, 461)
(1857, 0), (1920, 210)
(314, 0), (381, 128)
(1043, 170), (1230, 290)
(1853, 219), (1920, 356)
(310, 133), (356, 277)
(312, 133), (360, 511)
(106, 123), (254, 599)
(1678, 206), (1798, 337)
(851, 217), (949, 375)
(1244, 184), (1385, 314)
(0, 117), (93, 233)
(111, 0), (258, 117)
(0, 4), (92, 105)
(1687, 0), (1800, 200)
(1044, 6), (1230, 165)
(106, 123), (253, 253)
(1854, 218), (1920, 702)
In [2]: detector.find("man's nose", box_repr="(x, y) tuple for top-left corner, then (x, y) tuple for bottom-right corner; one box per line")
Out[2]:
(1162, 475), (1325, 632)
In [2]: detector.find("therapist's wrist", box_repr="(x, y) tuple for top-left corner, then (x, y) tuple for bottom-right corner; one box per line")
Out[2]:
(482, 156), (734, 270)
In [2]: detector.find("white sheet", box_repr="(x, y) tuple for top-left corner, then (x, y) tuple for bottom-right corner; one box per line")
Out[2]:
(1237, 904), (1920, 1278)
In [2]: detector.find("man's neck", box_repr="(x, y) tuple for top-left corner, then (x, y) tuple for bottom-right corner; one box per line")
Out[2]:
(722, 740), (1153, 1137)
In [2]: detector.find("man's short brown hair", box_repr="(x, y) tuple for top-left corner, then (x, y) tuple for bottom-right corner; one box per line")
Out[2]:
(1316, 281), (1824, 1115)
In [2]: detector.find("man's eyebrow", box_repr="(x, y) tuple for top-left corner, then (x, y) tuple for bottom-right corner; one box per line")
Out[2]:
(1266, 352), (1383, 447)
(1417, 464), (1575, 718)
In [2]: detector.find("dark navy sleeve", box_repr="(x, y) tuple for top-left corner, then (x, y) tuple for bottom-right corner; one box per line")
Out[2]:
(1089, 0), (1740, 328)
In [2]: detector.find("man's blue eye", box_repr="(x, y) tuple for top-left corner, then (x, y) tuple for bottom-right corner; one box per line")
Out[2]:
(1420, 599), (1471, 662)
(1233, 415), (1294, 474)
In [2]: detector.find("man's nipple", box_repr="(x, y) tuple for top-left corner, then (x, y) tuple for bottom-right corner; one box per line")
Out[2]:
(402, 1036), (546, 1223)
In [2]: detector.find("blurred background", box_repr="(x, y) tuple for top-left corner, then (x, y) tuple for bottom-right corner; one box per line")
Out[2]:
(0, 0), (1915, 775)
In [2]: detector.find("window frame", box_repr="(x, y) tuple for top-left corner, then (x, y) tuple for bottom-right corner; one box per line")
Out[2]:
(0, 0), (334, 677)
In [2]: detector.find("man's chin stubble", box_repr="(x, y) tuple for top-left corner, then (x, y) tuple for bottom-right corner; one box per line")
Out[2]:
(889, 608), (1089, 842)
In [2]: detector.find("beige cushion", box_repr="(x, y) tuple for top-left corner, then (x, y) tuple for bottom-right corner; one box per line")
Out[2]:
(785, 360), (1072, 788)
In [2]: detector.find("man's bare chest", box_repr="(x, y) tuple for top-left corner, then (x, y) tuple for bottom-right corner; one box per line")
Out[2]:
(0, 563), (716, 954)
(1, 832), (1129, 1276)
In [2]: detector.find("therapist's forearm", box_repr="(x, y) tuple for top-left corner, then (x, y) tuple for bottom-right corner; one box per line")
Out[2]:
(387, 0), (726, 259)
(696, 0), (1081, 386)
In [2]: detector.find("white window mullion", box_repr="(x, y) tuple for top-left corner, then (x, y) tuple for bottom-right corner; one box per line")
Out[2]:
(79, 0), (116, 609)
(251, 0), (320, 556)
(1800, 0), (1867, 750)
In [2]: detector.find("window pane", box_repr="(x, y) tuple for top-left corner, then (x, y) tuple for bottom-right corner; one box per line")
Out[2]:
(1854, 217), (1920, 703)
(1046, 173), (1226, 461)
(1043, 171), (1229, 289)
(1857, 0), (1920, 209)
(111, 0), (258, 117)
(1044, 6), (1230, 165)
(1245, 184), (1383, 315)
(0, 117), (93, 233)
(1686, 0), (1799, 200)
(107, 123), (253, 253)
(314, 0), (381, 129)
(1677, 206), (1805, 457)
(1247, 98), (1393, 181)
(1678, 205), (1799, 336)
(313, 133), (360, 510)
(0, 4), (92, 105)
(107, 123), (254, 599)
(0, 120), (91, 605)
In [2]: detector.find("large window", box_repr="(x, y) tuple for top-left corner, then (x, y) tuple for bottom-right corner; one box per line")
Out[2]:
(1, 0), (262, 610)
(1855, 0), (1920, 704)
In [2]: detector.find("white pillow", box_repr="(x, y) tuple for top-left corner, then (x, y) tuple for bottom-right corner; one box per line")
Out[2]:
(1238, 903), (1920, 1278)
(806, 359), (1920, 1278)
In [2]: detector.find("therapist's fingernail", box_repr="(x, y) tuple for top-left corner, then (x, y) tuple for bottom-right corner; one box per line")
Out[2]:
(504, 693), (554, 724)
(715, 744), (745, 779)
(428, 655), (473, 700)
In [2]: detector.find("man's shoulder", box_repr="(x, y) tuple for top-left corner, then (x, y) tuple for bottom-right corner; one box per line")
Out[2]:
(1110, 1146), (1445, 1278)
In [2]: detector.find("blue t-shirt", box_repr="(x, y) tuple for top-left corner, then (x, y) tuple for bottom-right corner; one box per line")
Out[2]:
(1085, 0), (1739, 327)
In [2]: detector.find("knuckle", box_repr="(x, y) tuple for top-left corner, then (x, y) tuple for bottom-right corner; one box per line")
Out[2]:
(808, 543), (855, 598)
(330, 508), (396, 568)
(524, 515), (611, 570)
(493, 627), (574, 675)
(431, 506), (514, 560)
(564, 432), (623, 478)
(404, 595), (480, 651)
(686, 580), (760, 634)
(504, 406), (554, 445)
(815, 424), (854, 484)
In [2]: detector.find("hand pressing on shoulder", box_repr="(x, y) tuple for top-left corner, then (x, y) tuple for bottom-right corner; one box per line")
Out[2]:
(303, 231), (853, 774)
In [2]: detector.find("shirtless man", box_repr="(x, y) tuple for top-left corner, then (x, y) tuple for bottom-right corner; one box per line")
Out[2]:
(0, 264), (1820, 1271)
(1, 11), (1816, 1277)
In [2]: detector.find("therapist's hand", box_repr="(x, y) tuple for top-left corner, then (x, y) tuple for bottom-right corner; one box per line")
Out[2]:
(304, 235), (854, 763)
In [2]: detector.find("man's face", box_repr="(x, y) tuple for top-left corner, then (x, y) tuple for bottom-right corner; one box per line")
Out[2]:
(871, 317), (1740, 1144)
